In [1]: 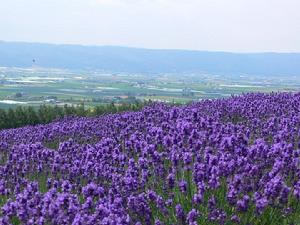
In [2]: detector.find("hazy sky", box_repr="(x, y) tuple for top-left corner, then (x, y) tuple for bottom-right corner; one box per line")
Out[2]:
(0, 0), (299, 52)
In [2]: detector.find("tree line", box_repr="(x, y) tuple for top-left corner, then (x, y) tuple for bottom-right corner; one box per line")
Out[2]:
(0, 102), (148, 130)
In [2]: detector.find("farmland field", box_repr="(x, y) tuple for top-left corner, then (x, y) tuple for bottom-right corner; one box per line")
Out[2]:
(1, 92), (300, 224)
(1, 66), (300, 108)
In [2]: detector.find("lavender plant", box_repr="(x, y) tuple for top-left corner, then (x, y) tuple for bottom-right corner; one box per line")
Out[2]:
(1, 92), (300, 224)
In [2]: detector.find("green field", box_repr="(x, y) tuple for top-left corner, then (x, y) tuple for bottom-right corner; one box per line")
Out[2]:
(0, 67), (299, 109)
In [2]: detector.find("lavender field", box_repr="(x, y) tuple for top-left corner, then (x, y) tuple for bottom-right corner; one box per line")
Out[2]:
(1, 92), (300, 224)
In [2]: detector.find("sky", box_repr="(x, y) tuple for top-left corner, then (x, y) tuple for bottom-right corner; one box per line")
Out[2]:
(0, 0), (299, 52)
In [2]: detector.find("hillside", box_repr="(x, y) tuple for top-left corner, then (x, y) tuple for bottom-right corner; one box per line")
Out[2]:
(0, 41), (300, 75)
(1, 92), (300, 224)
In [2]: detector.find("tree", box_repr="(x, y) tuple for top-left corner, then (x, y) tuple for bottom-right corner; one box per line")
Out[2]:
(15, 106), (27, 127)
(6, 108), (16, 128)
(76, 103), (86, 116)
(0, 109), (8, 129)
(26, 106), (40, 125)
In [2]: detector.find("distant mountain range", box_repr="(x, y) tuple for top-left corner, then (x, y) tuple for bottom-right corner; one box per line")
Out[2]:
(0, 41), (299, 76)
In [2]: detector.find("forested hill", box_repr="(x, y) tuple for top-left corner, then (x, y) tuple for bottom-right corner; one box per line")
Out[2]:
(0, 41), (300, 75)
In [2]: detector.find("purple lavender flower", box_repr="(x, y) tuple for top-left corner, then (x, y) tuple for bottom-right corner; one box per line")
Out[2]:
(186, 209), (199, 223)
(175, 204), (184, 222)
(167, 173), (175, 189)
(1, 92), (300, 223)
(231, 214), (240, 223)
(236, 195), (250, 212)
(179, 180), (187, 193)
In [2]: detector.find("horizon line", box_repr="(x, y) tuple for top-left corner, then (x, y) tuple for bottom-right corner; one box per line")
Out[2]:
(1, 40), (299, 55)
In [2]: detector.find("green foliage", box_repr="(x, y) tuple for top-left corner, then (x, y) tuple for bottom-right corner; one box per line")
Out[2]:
(0, 101), (150, 130)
